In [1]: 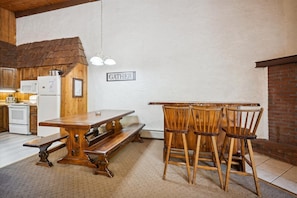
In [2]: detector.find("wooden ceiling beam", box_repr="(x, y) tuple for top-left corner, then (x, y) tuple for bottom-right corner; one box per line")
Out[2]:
(15, 0), (99, 18)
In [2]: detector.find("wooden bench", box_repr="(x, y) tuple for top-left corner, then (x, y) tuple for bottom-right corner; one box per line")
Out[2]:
(23, 133), (68, 167)
(84, 123), (145, 177)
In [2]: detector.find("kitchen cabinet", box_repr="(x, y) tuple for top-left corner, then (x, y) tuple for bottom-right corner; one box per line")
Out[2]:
(0, 67), (17, 89)
(38, 66), (53, 76)
(21, 67), (38, 80)
(0, 105), (9, 132)
(30, 106), (37, 135)
(19, 65), (69, 81)
(0, 8), (16, 44)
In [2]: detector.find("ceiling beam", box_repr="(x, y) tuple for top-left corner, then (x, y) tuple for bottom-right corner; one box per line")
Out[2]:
(15, 0), (99, 18)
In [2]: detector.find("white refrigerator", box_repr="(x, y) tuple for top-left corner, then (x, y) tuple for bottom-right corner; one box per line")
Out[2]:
(37, 76), (61, 137)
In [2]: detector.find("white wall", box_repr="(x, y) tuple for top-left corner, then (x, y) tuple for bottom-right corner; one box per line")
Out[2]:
(17, 0), (297, 139)
(284, 0), (297, 55)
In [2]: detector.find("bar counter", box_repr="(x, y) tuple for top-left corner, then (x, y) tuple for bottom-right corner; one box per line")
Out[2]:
(149, 101), (260, 157)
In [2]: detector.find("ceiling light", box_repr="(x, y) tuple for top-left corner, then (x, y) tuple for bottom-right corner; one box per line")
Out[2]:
(104, 58), (116, 65)
(90, 0), (116, 66)
(90, 56), (104, 66)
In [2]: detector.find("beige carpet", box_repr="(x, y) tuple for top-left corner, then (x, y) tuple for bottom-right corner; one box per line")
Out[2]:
(0, 139), (295, 198)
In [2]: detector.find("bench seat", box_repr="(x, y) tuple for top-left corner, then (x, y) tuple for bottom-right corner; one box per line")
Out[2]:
(23, 133), (68, 167)
(84, 123), (145, 177)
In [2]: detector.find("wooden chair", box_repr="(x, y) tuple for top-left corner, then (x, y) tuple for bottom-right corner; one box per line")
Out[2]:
(191, 106), (224, 189)
(162, 105), (191, 183)
(221, 107), (263, 196)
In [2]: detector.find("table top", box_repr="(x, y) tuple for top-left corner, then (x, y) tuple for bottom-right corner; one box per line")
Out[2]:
(148, 101), (260, 106)
(39, 109), (135, 130)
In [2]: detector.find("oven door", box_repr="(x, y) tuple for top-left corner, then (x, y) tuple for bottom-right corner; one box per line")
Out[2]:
(8, 105), (29, 125)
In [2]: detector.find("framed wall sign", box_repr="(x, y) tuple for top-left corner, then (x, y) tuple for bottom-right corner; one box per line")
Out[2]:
(73, 78), (83, 97)
(106, 71), (136, 82)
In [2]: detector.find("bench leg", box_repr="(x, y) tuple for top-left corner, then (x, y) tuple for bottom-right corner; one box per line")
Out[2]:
(86, 155), (114, 177)
(36, 144), (53, 167)
(132, 132), (143, 143)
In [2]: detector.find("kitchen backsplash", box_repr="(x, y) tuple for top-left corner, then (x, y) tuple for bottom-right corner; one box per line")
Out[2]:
(0, 92), (33, 102)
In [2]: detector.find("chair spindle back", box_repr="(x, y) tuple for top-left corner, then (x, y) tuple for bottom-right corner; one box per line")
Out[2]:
(225, 107), (264, 138)
(162, 106), (191, 134)
(191, 106), (223, 136)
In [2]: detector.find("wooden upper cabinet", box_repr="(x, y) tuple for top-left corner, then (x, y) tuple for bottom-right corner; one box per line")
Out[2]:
(20, 65), (68, 81)
(0, 8), (16, 45)
(21, 67), (38, 80)
(38, 66), (53, 76)
(21, 66), (56, 80)
(0, 67), (17, 89)
(20, 66), (55, 80)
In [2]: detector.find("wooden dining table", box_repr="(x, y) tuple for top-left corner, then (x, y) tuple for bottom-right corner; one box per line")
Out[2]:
(39, 109), (135, 167)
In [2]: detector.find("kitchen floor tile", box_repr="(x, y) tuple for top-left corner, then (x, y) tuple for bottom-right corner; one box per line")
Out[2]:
(272, 175), (297, 195)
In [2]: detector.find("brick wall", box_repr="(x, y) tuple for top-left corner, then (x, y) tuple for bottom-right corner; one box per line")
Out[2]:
(252, 139), (297, 166)
(268, 64), (297, 145)
(254, 56), (297, 166)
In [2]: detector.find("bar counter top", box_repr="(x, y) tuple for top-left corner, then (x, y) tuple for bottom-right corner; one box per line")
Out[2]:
(148, 101), (260, 106)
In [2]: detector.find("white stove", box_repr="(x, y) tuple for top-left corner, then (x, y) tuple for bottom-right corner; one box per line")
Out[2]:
(8, 103), (30, 135)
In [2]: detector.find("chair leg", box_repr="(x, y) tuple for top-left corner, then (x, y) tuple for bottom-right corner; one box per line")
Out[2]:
(247, 139), (261, 197)
(240, 139), (246, 172)
(211, 136), (224, 189)
(182, 133), (191, 183)
(220, 135), (228, 163)
(163, 133), (173, 180)
(224, 137), (234, 192)
(192, 135), (201, 184)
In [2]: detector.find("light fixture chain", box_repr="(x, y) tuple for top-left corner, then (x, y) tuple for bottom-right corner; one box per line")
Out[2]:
(100, 0), (103, 54)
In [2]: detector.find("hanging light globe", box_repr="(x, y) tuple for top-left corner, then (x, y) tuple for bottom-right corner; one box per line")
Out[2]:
(104, 58), (116, 65)
(90, 56), (104, 66)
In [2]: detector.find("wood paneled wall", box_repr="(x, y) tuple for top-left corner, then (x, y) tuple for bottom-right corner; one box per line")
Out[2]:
(61, 63), (88, 117)
(0, 8), (16, 45)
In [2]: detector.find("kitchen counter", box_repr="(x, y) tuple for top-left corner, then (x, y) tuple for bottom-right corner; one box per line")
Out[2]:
(0, 101), (37, 106)
(18, 102), (37, 106)
(17, 100), (38, 106)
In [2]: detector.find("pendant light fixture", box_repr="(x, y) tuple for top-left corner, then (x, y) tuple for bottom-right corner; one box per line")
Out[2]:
(90, 0), (116, 66)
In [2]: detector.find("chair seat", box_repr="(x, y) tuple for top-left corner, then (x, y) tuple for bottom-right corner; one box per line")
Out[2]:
(194, 131), (220, 136)
(165, 129), (188, 134)
(222, 127), (257, 139)
(226, 133), (257, 139)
